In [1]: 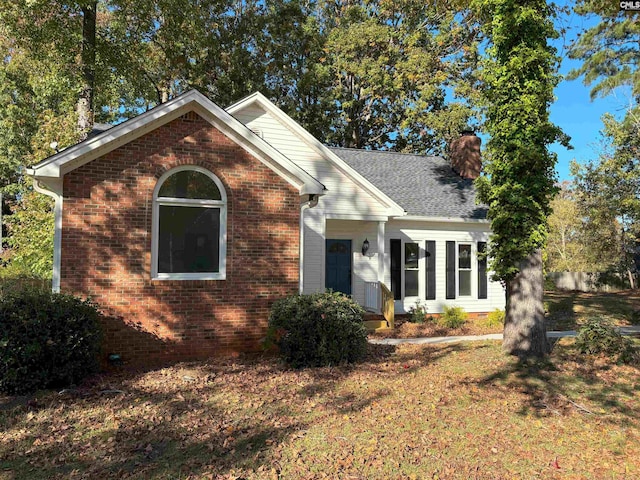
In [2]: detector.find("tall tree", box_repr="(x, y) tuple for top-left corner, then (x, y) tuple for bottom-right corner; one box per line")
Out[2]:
(473, 0), (568, 357)
(78, 1), (97, 137)
(545, 181), (617, 273)
(568, 1), (640, 104)
(571, 116), (640, 288)
(568, 1), (640, 288)
(317, 0), (480, 153)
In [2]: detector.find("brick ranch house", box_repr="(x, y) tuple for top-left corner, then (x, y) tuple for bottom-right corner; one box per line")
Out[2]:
(27, 90), (505, 364)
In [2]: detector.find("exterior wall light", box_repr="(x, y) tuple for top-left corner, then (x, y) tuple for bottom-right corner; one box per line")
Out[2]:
(362, 238), (370, 256)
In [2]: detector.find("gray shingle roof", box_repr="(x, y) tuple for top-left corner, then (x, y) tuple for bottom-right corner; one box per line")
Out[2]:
(329, 147), (488, 220)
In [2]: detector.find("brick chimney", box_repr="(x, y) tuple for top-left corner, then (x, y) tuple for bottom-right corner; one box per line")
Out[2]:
(449, 131), (481, 180)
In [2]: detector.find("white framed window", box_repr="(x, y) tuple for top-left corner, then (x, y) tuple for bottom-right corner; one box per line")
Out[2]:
(458, 243), (472, 296)
(151, 166), (227, 280)
(404, 242), (419, 297)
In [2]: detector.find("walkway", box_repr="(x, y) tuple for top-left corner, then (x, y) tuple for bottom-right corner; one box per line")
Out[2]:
(368, 325), (640, 346)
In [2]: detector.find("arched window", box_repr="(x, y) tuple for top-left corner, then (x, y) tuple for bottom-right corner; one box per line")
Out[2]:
(152, 166), (227, 280)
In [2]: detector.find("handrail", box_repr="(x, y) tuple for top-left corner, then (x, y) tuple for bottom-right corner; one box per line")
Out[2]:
(380, 282), (395, 329)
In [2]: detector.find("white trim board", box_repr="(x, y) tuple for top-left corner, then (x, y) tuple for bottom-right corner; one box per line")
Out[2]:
(227, 92), (405, 217)
(27, 90), (325, 197)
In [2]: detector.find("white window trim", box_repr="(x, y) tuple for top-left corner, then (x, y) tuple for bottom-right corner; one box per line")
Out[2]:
(403, 241), (420, 299)
(151, 165), (227, 280)
(457, 242), (473, 298)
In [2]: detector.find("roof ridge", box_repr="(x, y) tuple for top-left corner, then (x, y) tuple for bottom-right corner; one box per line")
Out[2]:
(328, 145), (443, 160)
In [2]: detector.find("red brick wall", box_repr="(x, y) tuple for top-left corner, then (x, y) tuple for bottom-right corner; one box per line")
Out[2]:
(61, 111), (301, 365)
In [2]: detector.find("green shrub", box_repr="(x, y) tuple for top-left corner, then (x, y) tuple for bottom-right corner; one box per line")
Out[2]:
(0, 273), (51, 299)
(439, 305), (468, 328)
(483, 309), (505, 328)
(266, 291), (368, 368)
(575, 316), (637, 364)
(0, 289), (103, 394)
(407, 300), (428, 324)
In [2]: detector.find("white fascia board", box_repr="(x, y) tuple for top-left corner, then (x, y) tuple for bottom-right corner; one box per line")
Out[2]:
(325, 213), (389, 222)
(227, 92), (406, 217)
(30, 91), (204, 177)
(27, 90), (325, 196)
(398, 215), (491, 224)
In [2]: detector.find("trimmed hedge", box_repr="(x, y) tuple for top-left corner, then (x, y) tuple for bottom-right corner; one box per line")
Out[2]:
(0, 289), (103, 394)
(266, 291), (368, 368)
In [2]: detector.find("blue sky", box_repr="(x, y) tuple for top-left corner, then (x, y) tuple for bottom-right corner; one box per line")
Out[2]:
(549, 4), (629, 181)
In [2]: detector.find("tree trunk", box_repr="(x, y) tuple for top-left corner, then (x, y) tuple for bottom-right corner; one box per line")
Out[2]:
(503, 249), (549, 358)
(627, 269), (635, 290)
(77, 2), (97, 140)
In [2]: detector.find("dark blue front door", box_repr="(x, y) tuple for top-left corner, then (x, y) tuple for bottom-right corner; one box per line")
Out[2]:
(325, 239), (352, 295)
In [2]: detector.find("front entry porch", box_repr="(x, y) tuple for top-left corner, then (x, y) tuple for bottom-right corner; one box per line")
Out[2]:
(322, 218), (394, 330)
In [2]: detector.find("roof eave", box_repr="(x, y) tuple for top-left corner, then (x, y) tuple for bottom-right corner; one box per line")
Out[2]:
(227, 92), (405, 216)
(26, 90), (325, 196)
(396, 215), (490, 224)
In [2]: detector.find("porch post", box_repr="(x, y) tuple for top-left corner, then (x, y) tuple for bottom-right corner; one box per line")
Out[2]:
(377, 221), (385, 283)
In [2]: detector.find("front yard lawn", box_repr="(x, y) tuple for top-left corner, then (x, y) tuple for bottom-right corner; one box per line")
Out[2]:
(2, 340), (639, 479)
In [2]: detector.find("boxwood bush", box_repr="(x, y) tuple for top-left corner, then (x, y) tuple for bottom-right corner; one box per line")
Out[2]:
(0, 289), (103, 394)
(266, 291), (368, 368)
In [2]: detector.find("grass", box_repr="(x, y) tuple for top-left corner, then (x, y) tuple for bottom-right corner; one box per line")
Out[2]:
(545, 289), (640, 331)
(2, 340), (640, 479)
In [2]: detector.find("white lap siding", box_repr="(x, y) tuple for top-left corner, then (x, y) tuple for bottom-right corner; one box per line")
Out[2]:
(233, 106), (391, 217)
(385, 220), (505, 314)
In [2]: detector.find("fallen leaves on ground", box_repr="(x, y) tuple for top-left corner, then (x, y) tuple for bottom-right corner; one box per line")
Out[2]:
(1, 339), (639, 479)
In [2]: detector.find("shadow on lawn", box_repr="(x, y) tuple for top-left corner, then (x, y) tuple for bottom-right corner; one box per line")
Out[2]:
(293, 342), (471, 414)
(544, 290), (640, 330)
(474, 346), (640, 425)
(1, 361), (307, 480)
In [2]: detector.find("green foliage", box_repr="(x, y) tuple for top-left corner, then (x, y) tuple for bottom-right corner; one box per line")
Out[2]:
(483, 309), (505, 328)
(570, 115), (639, 281)
(545, 182), (613, 273)
(575, 316), (637, 364)
(321, 1), (479, 153)
(439, 306), (468, 329)
(568, 1), (639, 102)
(407, 300), (428, 324)
(266, 291), (368, 368)
(4, 188), (54, 277)
(568, 2), (640, 282)
(0, 289), (103, 394)
(472, 0), (568, 282)
(0, 0), (481, 276)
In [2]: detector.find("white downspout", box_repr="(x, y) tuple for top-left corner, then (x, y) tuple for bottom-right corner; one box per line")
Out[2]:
(32, 179), (63, 293)
(299, 194), (319, 293)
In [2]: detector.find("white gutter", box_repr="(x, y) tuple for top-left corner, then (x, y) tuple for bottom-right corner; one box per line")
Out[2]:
(299, 194), (319, 293)
(32, 179), (63, 293)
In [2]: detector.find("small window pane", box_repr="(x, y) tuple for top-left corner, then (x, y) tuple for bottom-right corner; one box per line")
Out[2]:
(158, 170), (221, 200)
(158, 206), (220, 273)
(328, 242), (349, 254)
(459, 271), (471, 296)
(458, 244), (471, 269)
(405, 243), (419, 269)
(405, 270), (419, 297)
